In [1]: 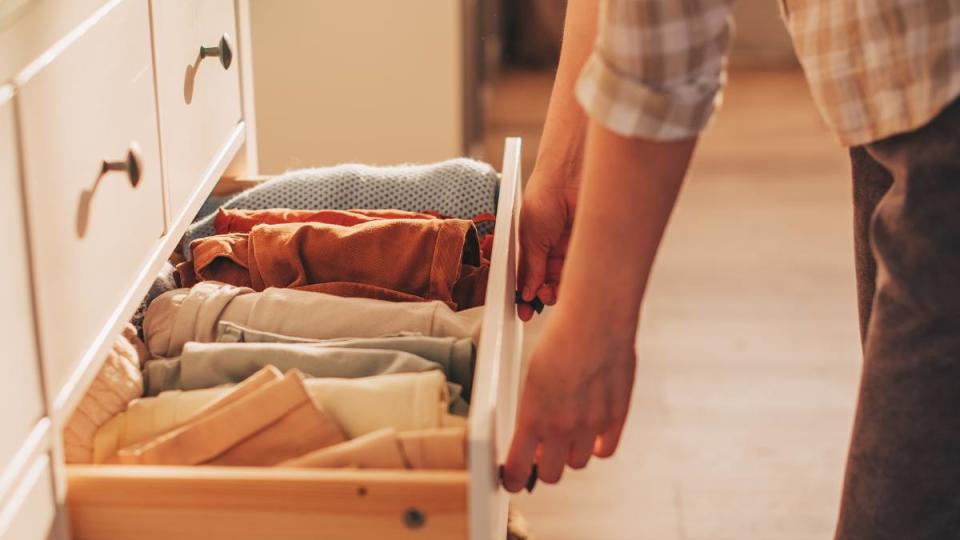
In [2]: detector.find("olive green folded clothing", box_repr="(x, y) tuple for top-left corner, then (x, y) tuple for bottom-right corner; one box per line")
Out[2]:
(215, 323), (476, 400)
(277, 427), (466, 470)
(93, 371), (465, 463)
(143, 282), (485, 358)
(115, 367), (346, 466)
(141, 342), (470, 415)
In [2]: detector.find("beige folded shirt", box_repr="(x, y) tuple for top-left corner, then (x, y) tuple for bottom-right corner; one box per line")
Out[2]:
(93, 370), (465, 463)
(143, 282), (484, 358)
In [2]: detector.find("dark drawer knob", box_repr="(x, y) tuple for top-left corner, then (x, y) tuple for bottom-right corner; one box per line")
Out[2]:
(100, 143), (143, 188)
(199, 33), (233, 70)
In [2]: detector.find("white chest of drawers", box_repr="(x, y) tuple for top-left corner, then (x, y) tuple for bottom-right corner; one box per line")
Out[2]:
(0, 2), (522, 538)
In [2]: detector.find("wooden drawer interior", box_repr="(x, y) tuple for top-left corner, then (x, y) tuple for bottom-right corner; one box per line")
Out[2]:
(64, 139), (523, 540)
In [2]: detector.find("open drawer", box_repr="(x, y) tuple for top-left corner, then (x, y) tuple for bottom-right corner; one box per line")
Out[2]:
(65, 139), (525, 540)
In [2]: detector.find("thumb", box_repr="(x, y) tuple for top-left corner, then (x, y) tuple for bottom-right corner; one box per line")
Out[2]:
(519, 236), (549, 303)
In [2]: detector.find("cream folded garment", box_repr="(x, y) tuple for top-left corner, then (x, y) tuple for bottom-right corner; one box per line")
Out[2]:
(94, 370), (464, 463)
(115, 367), (346, 466)
(63, 325), (145, 464)
(278, 427), (466, 470)
(143, 282), (485, 358)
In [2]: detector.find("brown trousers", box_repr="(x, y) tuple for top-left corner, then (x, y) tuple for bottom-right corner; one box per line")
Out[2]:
(838, 97), (960, 539)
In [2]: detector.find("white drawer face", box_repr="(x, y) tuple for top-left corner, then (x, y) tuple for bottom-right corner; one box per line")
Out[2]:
(0, 454), (55, 540)
(0, 0), (110, 82)
(468, 138), (523, 540)
(16, 0), (164, 414)
(152, 0), (242, 225)
(0, 88), (46, 478)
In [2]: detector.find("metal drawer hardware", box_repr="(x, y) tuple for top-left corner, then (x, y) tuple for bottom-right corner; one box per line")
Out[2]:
(199, 34), (233, 70)
(78, 142), (144, 236)
(100, 143), (143, 188)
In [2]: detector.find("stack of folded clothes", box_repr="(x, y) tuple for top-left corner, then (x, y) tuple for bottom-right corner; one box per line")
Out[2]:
(64, 159), (499, 472)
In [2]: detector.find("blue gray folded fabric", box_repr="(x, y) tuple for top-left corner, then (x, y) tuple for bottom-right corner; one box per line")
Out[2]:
(180, 158), (499, 258)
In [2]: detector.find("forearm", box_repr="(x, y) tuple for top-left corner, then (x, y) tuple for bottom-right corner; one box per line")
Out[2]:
(555, 121), (696, 332)
(532, 0), (599, 184)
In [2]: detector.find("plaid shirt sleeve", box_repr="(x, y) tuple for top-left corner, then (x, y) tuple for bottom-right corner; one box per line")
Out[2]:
(576, 0), (736, 141)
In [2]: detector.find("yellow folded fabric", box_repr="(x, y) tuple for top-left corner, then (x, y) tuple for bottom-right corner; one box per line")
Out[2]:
(115, 368), (345, 466)
(278, 427), (467, 470)
(93, 371), (460, 463)
(398, 427), (467, 470)
(278, 428), (406, 469)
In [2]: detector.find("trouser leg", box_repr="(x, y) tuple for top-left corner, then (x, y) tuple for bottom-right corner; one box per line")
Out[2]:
(849, 147), (894, 344)
(835, 98), (960, 539)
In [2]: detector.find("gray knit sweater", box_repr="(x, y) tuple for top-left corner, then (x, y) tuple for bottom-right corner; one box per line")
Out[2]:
(181, 158), (499, 258)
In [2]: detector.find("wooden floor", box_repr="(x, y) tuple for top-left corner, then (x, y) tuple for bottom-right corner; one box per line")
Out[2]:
(488, 69), (862, 539)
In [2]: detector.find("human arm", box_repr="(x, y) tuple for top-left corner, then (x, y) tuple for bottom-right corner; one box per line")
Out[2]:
(517, 0), (598, 321)
(504, 122), (696, 490)
(506, 0), (736, 489)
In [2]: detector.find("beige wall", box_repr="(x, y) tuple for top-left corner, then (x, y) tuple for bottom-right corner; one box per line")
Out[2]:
(250, 0), (465, 174)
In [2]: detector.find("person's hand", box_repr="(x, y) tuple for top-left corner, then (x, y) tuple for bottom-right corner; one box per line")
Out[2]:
(502, 310), (636, 491)
(518, 171), (578, 321)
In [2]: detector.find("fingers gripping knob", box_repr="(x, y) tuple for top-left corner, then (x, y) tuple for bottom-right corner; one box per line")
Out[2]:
(499, 464), (539, 493)
(515, 290), (545, 314)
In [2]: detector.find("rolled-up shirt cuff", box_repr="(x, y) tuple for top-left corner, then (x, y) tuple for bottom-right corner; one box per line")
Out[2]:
(575, 52), (723, 141)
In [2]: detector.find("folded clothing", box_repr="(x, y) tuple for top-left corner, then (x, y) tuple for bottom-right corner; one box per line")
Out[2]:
(93, 371), (464, 463)
(217, 208), (498, 262)
(180, 158), (500, 258)
(115, 367), (345, 466)
(143, 282), (485, 358)
(214, 208), (441, 234)
(141, 341), (470, 415)
(215, 325), (475, 400)
(178, 218), (487, 310)
(63, 325), (145, 464)
(278, 426), (466, 470)
(130, 262), (178, 339)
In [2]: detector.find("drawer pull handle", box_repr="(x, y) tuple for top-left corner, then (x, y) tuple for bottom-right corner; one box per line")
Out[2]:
(78, 143), (144, 237)
(199, 34), (233, 70)
(100, 143), (143, 188)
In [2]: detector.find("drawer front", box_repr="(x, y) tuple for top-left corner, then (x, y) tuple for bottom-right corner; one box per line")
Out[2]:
(0, 87), (46, 478)
(16, 0), (165, 412)
(0, 454), (55, 540)
(152, 0), (243, 225)
(468, 137), (524, 540)
(0, 0), (110, 82)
